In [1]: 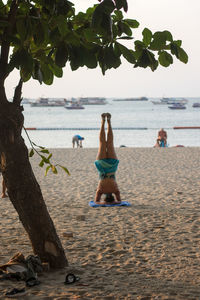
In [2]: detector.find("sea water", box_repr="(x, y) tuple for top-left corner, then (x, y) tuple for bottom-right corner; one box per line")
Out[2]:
(22, 98), (200, 148)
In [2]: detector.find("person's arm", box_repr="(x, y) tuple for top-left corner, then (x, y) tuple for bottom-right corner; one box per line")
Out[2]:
(95, 189), (102, 202)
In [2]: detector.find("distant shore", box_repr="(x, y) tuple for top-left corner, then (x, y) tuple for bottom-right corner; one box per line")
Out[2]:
(1, 147), (200, 299)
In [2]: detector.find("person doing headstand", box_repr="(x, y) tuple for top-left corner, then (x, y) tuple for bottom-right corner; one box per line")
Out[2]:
(94, 113), (121, 204)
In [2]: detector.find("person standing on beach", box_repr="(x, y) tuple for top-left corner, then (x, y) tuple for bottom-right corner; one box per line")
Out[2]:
(94, 113), (121, 204)
(72, 135), (84, 148)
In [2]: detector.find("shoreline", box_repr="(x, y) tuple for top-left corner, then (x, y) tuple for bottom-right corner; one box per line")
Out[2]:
(0, 147), (200, 299)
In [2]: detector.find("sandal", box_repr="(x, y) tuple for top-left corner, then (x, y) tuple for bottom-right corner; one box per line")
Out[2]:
(64, 273), (80, 284)
(4, 288), (27, 298)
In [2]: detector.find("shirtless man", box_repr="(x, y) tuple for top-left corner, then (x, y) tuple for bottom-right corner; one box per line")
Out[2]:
(157, 128), (167, 147)
(94, 113), (121, 204)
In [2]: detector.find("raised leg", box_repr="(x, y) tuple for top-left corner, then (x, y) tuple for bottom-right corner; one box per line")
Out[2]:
(106, 113), (118, 159)
(96, 114), (107, 160)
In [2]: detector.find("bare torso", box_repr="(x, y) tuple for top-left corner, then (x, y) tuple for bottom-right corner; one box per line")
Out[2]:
(95, 178), (121, 202)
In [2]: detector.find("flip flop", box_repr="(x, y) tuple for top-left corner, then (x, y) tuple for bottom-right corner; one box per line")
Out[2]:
(64, 273), (80, 284)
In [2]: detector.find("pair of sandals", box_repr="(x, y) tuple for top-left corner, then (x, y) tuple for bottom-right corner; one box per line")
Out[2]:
(101, 113), (111, 121)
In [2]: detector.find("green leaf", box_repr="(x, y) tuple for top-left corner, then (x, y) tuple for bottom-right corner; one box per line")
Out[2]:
(83, 28), (99, 42)
(39, 160), (44, 167)
(116, 42), (135, 63)
(104, 45), (121, 69)
(135, 49), (158, 71)
(33, 23), (44, 46)
(16, 19), (27, 42)
(142, 28), (152, 47)
(40, 149), (49, 154)
(29, 149), (34, 157)
(114, 0), (128, 12)
(178, 47), (188, 63)
(49, 61), (63, 78)
(40, 64), (54, 85)
(56, 15), (70, 36)
(40, 155), (49, 164)
(118, 21), (132, 36)
(48, 153), (53, 160)
(150, 31), (173, 51)
(55, 44), (68, 67)
(114, 10), (123, 21)
(158, 51), (173, 67)
(123, 19), (139, 28)
(32, 142), (45, 149)
(58, 165), (71, 175)
(45, 165), (51, 176)
(51, 165), (58, 174)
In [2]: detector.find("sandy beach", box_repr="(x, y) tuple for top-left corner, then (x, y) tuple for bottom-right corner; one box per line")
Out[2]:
(0, 147), (200, 299)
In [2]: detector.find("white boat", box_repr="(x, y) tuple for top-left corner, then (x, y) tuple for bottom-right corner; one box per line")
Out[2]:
(31, 97), (67, 107)
(151, 100), (167, 105)
(113, 96), (148, 102)
(65, 102), (85, 110)
(78, 97), (107, 105)
(168, 103), (186, 110)
(161, 97), (188, 105)
(192, 103), (200, 108)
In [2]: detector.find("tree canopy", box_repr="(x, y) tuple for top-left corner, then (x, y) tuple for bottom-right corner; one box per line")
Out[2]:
(0, 0), (188, 90)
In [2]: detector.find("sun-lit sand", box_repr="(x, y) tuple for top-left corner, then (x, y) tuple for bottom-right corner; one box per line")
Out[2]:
(0, 147), (200, 299)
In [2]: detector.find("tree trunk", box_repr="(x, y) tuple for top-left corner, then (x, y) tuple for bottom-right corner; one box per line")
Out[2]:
(0, 99), (68, 269)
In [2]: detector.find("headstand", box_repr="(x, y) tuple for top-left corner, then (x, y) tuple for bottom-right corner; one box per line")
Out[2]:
(94, 113), (121, 204)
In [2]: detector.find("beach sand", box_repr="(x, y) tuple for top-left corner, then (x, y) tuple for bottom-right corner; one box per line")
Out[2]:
(0, 147), (200, 299)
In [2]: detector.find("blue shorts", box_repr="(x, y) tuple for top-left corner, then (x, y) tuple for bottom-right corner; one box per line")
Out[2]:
(95, 159), (119, 179)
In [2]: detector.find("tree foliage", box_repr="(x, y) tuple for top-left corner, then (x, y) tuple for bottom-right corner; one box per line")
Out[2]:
(0, 0), (188, 85)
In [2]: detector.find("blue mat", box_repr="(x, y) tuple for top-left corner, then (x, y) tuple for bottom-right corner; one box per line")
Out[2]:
(89, 201), (131, 207)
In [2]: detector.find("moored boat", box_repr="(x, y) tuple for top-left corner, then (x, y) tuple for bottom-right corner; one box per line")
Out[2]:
(65, 102), (85, 110)
(192, 103), (200, 108)
(161, 97), (188, 105)
(168, 103), (186, 110)
(78, 97), (107, 105)
(113, 96), (148, 101)
(31, 97), (67, 107)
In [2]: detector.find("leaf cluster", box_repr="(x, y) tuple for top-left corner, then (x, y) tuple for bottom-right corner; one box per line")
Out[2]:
(0, 0), (188, 82)
(24, 127), (70, 176)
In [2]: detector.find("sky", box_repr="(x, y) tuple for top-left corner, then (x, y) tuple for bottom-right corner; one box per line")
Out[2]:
(5, 0), (200, 99)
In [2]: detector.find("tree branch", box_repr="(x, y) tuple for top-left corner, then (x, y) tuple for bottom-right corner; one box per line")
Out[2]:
(0, 0), (19, 82)
(13, 79), (23, 106)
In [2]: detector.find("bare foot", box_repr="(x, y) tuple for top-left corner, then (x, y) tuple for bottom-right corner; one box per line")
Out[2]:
(101, 113), (106, 121)
(106, 113), (111, 121)
(1, 193), (8, 198)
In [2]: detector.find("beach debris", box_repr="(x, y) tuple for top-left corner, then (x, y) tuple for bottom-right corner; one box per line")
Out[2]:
(76, 215), (86, 221)
(0, 252), (42, 282)
(4, 287), (27, 298)
(63, 232), (74, 238)
(64, 273), (80, 284)
(26, 277), (41, 287)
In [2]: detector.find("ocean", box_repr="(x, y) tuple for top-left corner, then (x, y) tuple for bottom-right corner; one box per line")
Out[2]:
(22, 98), (200, 148)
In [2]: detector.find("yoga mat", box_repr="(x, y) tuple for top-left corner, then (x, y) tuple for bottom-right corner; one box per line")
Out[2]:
(89, 201), (131, 207)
